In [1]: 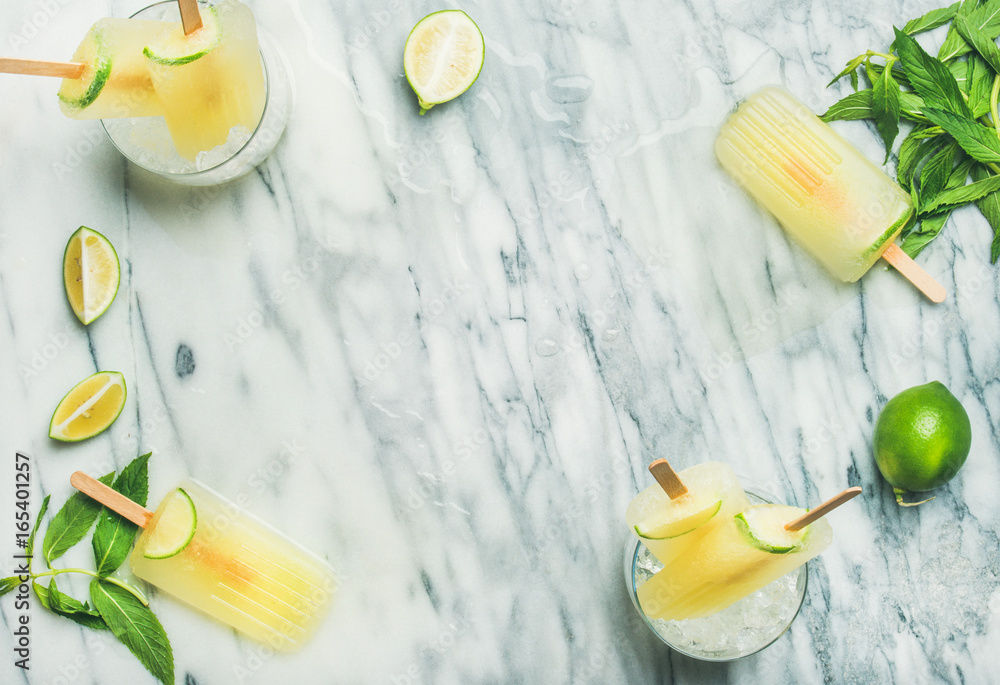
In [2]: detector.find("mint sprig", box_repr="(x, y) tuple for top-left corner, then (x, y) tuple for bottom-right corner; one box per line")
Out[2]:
(0, 453), (172, 684)
(823, 2), (1000, 262)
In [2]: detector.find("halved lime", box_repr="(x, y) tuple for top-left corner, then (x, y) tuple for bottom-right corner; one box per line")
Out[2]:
(64, 226), (120, 325)
(57, 26), (112, 113)
(735, 504), (809, 554)
(403, 10), (485, 114)
(634, 493), (722, 540)
(143, 5), (220, 66)
(143, 488), (197, 559)
(49, 371), (127, 442)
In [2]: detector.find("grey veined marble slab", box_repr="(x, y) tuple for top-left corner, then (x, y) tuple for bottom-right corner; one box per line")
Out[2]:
(1, 0), (998, 683)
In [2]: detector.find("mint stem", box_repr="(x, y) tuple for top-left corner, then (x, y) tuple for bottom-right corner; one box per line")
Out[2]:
(33, 568), (149, 606)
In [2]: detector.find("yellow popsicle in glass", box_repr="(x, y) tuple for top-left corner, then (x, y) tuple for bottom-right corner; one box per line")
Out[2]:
(715, 86), (914, 282)
(142, 0), (265, 160)
(58, 18), (166, 119)
(129, 480), (336, 650)
(626, 461), (750, 567)
(637, 503), (832, 621)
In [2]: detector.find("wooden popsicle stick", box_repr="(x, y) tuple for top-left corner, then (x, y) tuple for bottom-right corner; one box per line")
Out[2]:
(881, 243), (946, 303)
(71, 471), (154, 528)
(785, 486), (862, 532)
(178, 0), (204, 36)
(0, 58), (83, 79)
(648, 459), (688, 499)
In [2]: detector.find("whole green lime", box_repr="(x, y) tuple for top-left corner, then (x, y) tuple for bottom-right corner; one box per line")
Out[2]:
(873, 381), (972, 506)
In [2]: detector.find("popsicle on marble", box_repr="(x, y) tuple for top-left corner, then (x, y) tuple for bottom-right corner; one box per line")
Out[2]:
(72, 472), (336, 650)
(715, 86), (944, 301)
(142, 0), (266, 159)
(626, 460), (750, 568)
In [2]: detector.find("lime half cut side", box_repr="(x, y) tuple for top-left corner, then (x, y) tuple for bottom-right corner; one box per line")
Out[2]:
(633, 492), (722, 540)
(735, 504), (809, 554)
(49, 371), (127, 442)
(143, 5), (220, 66)
(403, 10), (485, 114)
(63, 226), (120, 325)
(143, 488), (198, 559)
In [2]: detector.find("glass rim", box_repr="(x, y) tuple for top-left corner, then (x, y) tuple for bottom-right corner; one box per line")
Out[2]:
(625, 490), (809, 662)
(99, 0), (274, 179)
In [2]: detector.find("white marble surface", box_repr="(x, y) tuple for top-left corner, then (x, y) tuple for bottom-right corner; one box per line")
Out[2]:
(1, 0), (999, 683)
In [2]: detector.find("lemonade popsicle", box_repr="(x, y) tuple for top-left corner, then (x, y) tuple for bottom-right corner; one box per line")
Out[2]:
(715, 86), (914, 283)
(636, 487), (862, 622)
(627, 461), (750, 567)
(58, 18), (166, 119)
(142, 0), (266, 160)
(128, 480), (336, 650)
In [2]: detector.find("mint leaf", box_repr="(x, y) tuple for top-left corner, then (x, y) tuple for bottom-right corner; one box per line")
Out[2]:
(827, 54), (867, 88)
(919, 142), (957, 199)
(955, 14), (1000, 73)
(49, 577), (108, 631)
(967, 55), (994, 118)
(0, 577), (19, 597)
(938, 0), (1000, 61)
(873, 66), (902, 159)
(90, 579), (173, 685)
(33, 580), (51, 609)
(902, 2), (960, 36)
(903, 210), (951, 257)
(92, 454), (150, 577)
(972, 164), (1000, 263)
(922, 107), (1000, 164)
(895, 27), (973, 118)
(898, 132), (941, 191)
(26, 494), (49, 566)
(821, 90), (873, 121)
(43, 473), (114, 565)
(922, 173), (1000, 214)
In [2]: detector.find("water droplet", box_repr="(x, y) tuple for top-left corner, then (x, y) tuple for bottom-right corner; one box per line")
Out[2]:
(603, 328), (621, 342)
(574, 264), (592, 281)
(545, 75), (594, 104)
(535, 339), (560, 356)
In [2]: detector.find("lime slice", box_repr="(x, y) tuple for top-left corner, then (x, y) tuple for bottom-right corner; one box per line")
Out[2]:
(634, 492), (722, 540)
(403, 10), (485, 114)
(49, 371), (127, 442)
(64, 226), (120, 325)
(143, 488), (198, 559)
(143, 6), (220, 66)
(735, 504), (809, 554)
(57, 26), (112, 113)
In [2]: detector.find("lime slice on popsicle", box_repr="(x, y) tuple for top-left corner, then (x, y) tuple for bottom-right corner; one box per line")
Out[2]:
(735, 505), (809, 554)
(49, 371), (127, 442)
(56, 29), (111, 112)
(634, 493), (722, 540)
(63, 226), (120, 325)
(143, 488), (198, 559)
(403, 10), (485, 114)
(143, 5), (221, 66)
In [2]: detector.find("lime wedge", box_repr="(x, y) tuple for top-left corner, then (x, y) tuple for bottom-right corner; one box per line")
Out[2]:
(634, 492), (722, 540)
(735, 504), (809, 554)
(143, 488), (197, 559)
(63, 226), (120, 325)
(143, 6), (220, 66)
(49, 371), (127, 442)
(403, 10), (485, 114)
(57, 27), (112, 113)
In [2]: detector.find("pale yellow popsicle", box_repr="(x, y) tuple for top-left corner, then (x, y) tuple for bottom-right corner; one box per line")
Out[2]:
(626, 461), (750, 567)
(58, 18), (166, 119)
(715, 86), (914, 282)
(129, 480), (336, 650)
(142, 0), (265, 160)
(637, 503), (831, 621)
